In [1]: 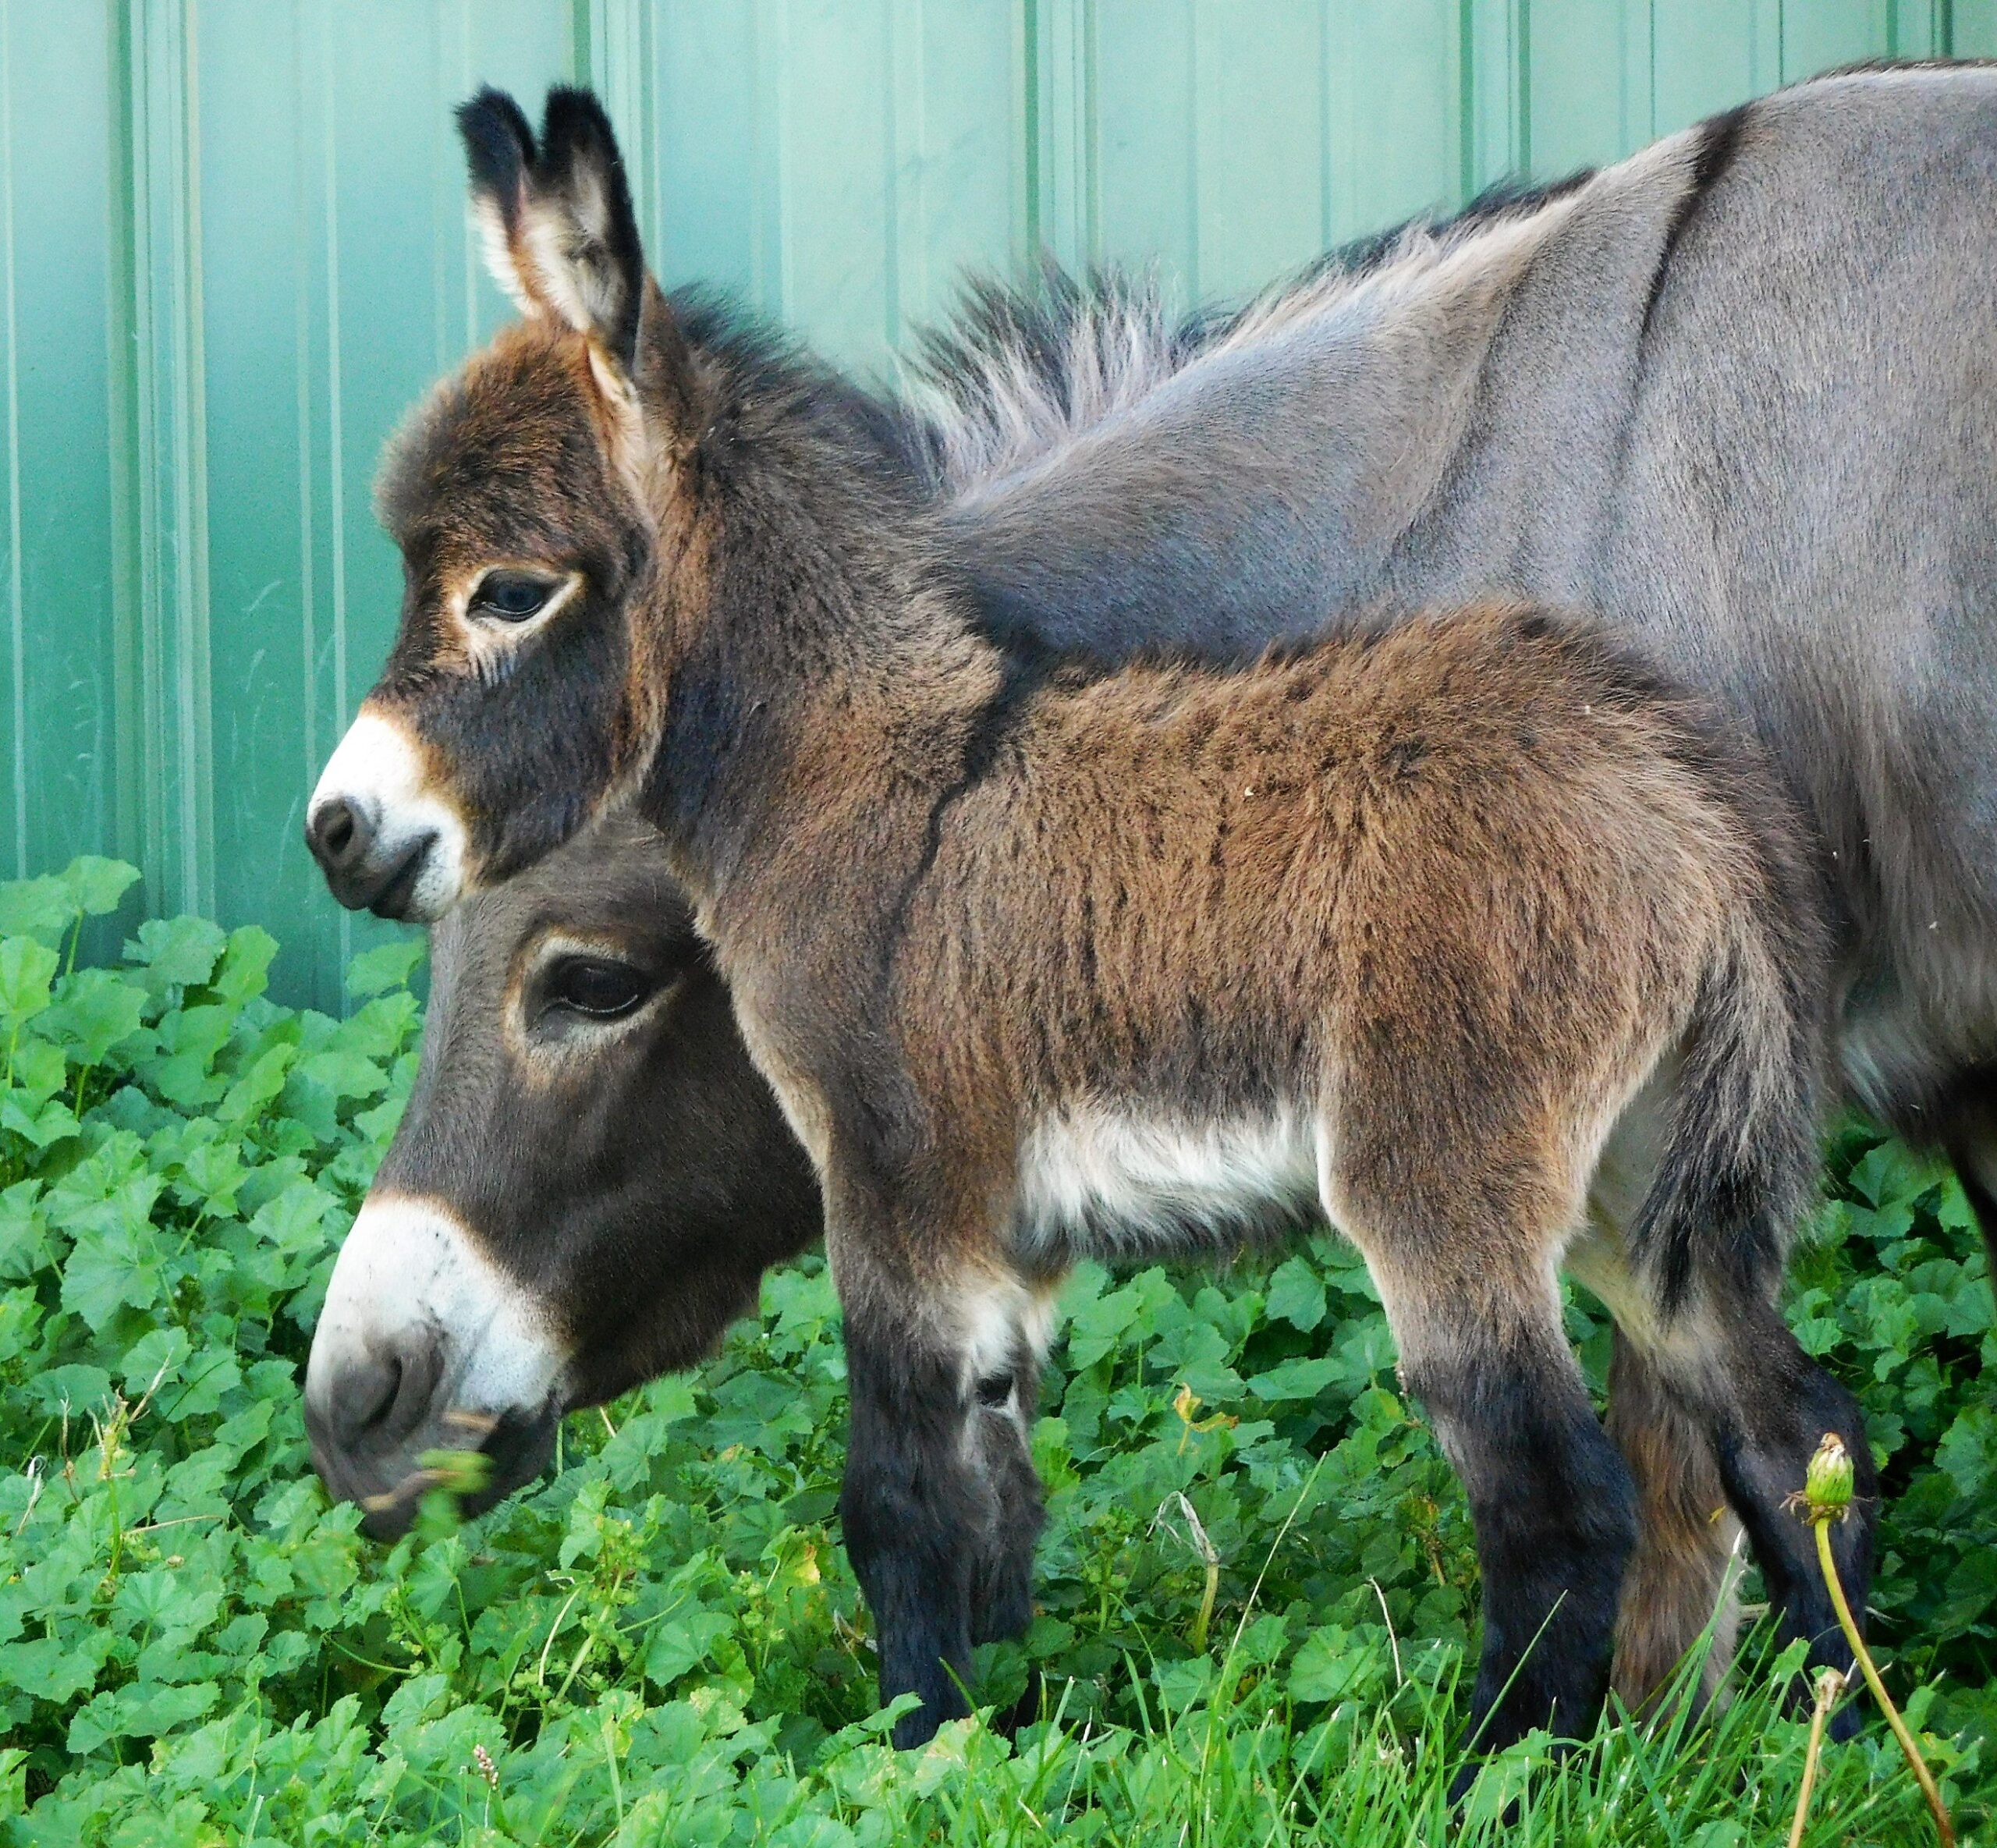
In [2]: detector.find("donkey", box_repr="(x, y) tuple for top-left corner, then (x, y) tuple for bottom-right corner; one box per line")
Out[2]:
(303, 87), (1883, 1756)
(308, 800), (1808, 1727)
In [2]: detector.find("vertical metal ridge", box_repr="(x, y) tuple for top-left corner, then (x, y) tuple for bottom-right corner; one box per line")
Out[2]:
(1509, 0), (1525, 170)
(129, 0), (216, 919)
(116, 0), (216, 922)
(172, 0), (212, 919)
(1316, 0), (1335, 250)
(587, 0), (651, 244)
(885, 0), (930, 348)
(750, 0), (791, 321)
(1, 1), (24, 876)
(456, 0), (477, 355)
(316, 0), (353, 981)
(103, 0), (144, 884)
(1030, 0), (1090, 271)
(292, 0), (317, 793)
(1016, 0), (1037, 261)
(1458, 0), (1476, 203)
(1183, 0), (1200, 296)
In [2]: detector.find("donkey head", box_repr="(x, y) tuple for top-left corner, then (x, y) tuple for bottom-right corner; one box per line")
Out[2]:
(304, 809), (821, 1534)
(306, 87), (692, 921)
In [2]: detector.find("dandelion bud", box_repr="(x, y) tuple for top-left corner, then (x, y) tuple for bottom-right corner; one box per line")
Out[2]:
(1804, 1432), (1855, 1520)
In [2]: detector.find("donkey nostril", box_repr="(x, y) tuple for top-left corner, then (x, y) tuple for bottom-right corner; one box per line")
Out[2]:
(305, 796), (374, 874)
(325, 1334), (443, 1452)
(329, 1353), (400, 1447)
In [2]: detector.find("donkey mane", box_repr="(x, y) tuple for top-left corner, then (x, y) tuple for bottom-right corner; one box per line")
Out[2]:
(893, 166), (1600, 516)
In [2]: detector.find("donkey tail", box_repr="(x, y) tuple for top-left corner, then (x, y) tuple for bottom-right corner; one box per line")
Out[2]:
(1630, 916), (1829, 1317)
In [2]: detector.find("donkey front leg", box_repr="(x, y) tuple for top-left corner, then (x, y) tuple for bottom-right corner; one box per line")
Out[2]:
(1345, 1225), (1638, 1758)
(836, 1251), (1049, 1747)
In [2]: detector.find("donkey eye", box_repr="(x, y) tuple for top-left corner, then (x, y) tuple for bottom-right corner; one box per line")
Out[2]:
(470, 570), (561, 623)
(547, 957), (651, 1019)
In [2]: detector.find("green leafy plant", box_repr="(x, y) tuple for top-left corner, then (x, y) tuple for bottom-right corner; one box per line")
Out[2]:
(0, 858), (1990, 1845)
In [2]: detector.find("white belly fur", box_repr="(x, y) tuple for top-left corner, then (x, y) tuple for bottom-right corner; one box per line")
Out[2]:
(1013, 1102), (1323, 1265)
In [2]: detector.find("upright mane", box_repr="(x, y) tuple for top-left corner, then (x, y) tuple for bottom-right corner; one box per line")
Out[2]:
(890, 167), (1598, 512)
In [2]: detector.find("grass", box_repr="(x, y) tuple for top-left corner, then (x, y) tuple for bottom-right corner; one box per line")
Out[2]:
(0, 858), (1992, 1844)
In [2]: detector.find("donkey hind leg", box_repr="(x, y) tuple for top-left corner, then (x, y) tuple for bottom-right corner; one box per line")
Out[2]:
(1602, 1327), (1742, 1711)
(1334, 1193), (1638, 1758)
(839, 1269), (1049, 1747)
(1677, 1290), (1875, 1738)
(1572, 1211), (1874, 1736)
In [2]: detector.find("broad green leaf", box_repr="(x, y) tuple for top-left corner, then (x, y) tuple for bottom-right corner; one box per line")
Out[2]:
(1849, 1138), (1950, 1211)
(296, 1045), (387, 1102)
(147, 1002), (236, 1107)
(0, 1634), (108, 1705)
(210, 924), (278, 1005)
(1265, 1254), (1327, 1332)
(5, 1036), (67, 1111)
(125, 914), (226, 995)
(59, 856), (140, 917)
(0, 935), (59, 1026)
(119, 1325), (192, 1396)
(38, 967), (147, 1065)
(217, 1039), (295, 1126)
(0, 874), (73, 944)
(1289, 1623), (1389, 1703)
(0, 1091), (79, 1150)
(250, 1179), (332, 1256)
(345, 934), (425, 998)
(0, 1180), (48, 1280)
(1246, 1355), (1340, 1401)
(59, 1172), (167, 1328)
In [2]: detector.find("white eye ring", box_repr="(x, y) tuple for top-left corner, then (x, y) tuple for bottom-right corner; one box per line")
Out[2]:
(455, 569), (583, 679)
(470, 569), (566, 623)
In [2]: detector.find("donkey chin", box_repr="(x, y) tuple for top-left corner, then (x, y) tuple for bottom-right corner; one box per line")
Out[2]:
(303, 1195), (569, 1536)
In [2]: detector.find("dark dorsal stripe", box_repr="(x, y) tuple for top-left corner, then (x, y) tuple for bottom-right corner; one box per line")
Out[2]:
(1638, 101), (1753, 346)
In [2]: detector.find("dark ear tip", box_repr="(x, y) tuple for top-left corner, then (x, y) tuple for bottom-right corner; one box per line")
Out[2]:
(540, 85), (623, 162)
(457, 86), (535, 191)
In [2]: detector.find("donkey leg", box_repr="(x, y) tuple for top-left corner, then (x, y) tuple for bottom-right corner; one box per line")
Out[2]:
(1602, 1327), (1742, 1710)
(1568, 1212), (1743, 1712)
(837, 1259), (1048, 1747)
(1671, 1292), (1875, 1732)
(1935, 1066), (1997, 1310)
(1342, 1222), (1637, 1755)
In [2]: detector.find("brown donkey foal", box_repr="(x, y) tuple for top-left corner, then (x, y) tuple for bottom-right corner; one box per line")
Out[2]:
(305, 90), (1874, 1758)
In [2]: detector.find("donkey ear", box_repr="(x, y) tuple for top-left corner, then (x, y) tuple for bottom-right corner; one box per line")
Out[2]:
(457, 84), (647, 373)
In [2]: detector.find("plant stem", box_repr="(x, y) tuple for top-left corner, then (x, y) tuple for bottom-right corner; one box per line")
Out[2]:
(1812, 1516), (1954, 1847)
(1191, 1559), (1218, 1657)
(1786, 1666), (1844, 1848)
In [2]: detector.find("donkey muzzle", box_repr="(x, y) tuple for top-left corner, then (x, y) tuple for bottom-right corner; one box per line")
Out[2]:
(306, 1195), (569, 1536)
(304, 795), (437, 920)
(307, 709), (470, 921)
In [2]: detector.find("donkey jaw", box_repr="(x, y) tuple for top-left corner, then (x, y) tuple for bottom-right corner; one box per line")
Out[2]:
(307, 709), (470, 921)
(305, 1195), (571, 1532)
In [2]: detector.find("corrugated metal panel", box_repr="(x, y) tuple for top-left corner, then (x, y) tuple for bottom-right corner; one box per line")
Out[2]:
(0, 1), (1970, 1007)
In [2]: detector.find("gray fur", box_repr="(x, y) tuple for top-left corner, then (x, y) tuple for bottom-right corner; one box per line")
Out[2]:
(932, 67), (1997, 1137)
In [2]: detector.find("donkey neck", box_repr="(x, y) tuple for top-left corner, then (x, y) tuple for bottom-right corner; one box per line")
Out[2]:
(645, 432), (1000, 921)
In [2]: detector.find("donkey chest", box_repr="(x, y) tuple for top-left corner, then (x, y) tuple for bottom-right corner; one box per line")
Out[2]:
(1011, 1103), (1324, 1266)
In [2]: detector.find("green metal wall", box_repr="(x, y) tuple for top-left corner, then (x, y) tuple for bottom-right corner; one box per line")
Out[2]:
(5, 2), (1992, 1009)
